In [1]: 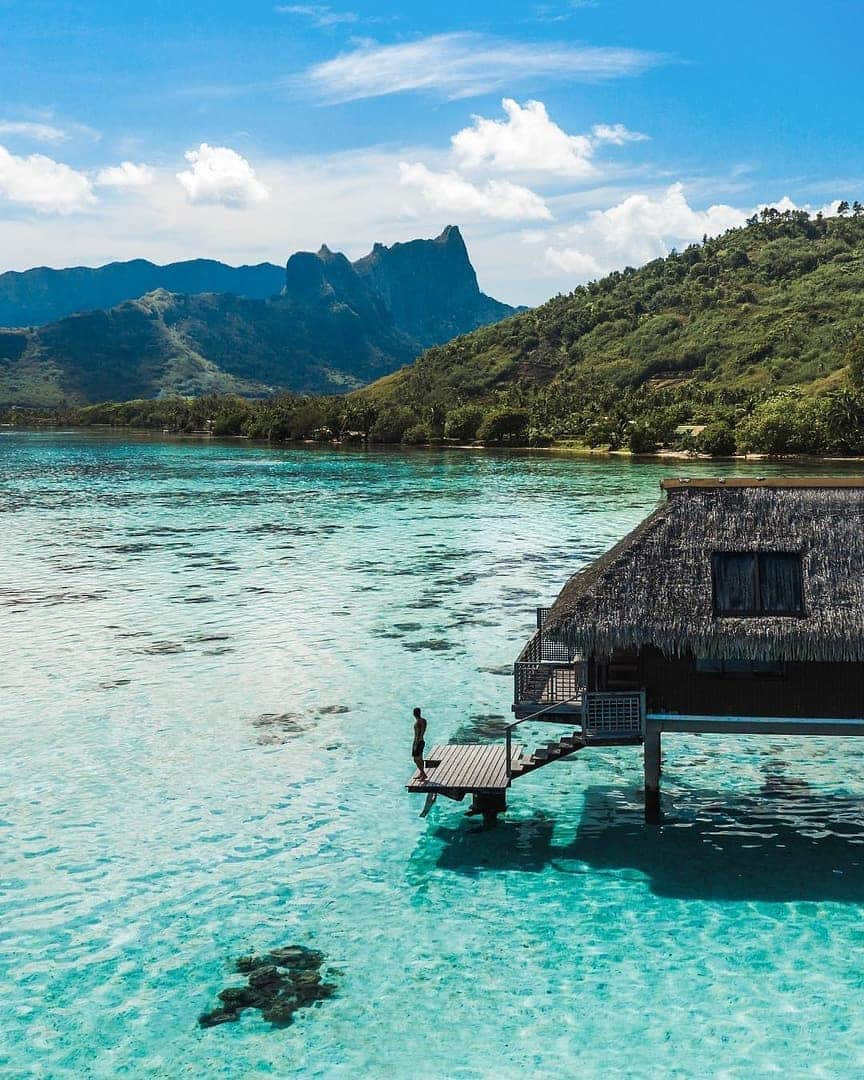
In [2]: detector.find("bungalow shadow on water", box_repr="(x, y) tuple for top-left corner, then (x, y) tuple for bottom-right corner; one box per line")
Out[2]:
(428, 784), (864, 903)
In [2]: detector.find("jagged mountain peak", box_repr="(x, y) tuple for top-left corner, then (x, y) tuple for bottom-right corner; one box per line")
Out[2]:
(0, 228), (520, 406)
(351, 225), (509, 348)
(435, 224), (464, 244)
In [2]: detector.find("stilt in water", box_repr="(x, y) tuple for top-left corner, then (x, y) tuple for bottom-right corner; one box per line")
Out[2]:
(644, 718), (661, 824)
(467, 791), (507, 827)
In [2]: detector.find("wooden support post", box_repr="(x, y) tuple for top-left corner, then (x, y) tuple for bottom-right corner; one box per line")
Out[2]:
(644, 717), (661, 824)
(469, 791), (507, 826)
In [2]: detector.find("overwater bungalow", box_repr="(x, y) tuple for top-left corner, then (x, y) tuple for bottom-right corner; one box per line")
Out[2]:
(408, 477), (864, 822)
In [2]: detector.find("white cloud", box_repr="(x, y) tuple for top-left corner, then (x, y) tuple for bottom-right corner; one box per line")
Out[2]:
(276, 4), (357, 26)
(545, 183), (795, 277)
(546, 247), (604, 276)
(0, 121), (68, 144)
(591, 123), (649, 146)
(0, 125), (845, 312)
(96, 161), (155, 189)
(399, 161), (552, 221)
(177, 144), (270, 207)
(453, 99), (595, 179)
(0, 144), (96, 214)
(304, 32), (661, 103)
(450, 100), (649, 180)
(532, 0), (599, 21)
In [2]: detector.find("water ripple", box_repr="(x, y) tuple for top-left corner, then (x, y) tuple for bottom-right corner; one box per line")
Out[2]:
(2, 432), (862, 1077)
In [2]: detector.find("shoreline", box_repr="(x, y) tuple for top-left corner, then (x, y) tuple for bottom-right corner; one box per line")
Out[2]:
(6, 421), (864, 465)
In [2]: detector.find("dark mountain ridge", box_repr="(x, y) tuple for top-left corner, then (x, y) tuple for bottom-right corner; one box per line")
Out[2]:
(0, 227), (515, 333)
(0, 227), (520, 406)
(0, 258), (286, 328)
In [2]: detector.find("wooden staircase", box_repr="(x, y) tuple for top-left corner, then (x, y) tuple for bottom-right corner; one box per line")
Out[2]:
(510, 730), (587, 777)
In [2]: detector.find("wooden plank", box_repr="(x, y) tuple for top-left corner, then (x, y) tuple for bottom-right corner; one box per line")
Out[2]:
(407, 742), (524, 793)
(430, 742), (484, 790)
(432, 743), (469, 788)
(466, 745), (494, 788)
(476, 746), (506, 790)
(482, 747), (504, 788)
(407, 744), (447, 788)
(488, 749), (508, 789)
(482, 745), (505, 788)
(470, 746), (493, 789)
(422, 743), (454, 786)
(460, 743), (492, 788)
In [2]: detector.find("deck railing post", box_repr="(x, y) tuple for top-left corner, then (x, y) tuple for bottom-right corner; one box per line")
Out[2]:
(505, 725), (512, 779)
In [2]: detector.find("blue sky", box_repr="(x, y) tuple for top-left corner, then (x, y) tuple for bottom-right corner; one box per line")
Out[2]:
(0, 0), (862, 304)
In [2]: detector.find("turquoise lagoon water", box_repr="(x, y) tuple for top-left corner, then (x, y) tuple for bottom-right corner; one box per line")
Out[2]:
(2, 431), (864, 1078)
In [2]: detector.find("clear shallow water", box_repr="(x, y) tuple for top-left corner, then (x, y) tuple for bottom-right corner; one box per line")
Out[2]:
(2, 431), (864, 1078)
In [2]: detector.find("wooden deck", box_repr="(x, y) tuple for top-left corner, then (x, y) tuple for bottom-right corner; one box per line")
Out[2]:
(406, 743), (523, 794)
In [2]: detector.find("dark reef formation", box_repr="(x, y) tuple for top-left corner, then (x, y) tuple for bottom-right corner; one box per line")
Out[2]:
(199, 945), (337, 1029)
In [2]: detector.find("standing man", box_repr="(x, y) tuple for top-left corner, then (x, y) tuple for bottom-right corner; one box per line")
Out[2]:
(412, 707), (428, 782)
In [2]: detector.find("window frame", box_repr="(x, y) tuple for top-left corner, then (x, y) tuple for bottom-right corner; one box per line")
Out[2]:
(711, 550), (805, 618)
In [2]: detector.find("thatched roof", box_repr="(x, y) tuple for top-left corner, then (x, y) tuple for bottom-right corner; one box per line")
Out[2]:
(544, 478), (864, 663)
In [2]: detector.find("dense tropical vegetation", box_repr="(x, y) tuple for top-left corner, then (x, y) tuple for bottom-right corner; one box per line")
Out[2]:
(6, 208), (864, 456)
(360, 205), (864, 455)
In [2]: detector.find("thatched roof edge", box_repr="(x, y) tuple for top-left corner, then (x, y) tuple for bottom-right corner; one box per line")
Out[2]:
(544, 484), (864, 664)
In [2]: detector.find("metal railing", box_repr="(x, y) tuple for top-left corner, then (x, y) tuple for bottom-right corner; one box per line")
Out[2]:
(505, 690), (646, 779)
(582, 690), (646, 739)
(514, 661), (588, 706)
(513, 623), (581, 706)
(533, 608), (569, 659)
(505, 693), (584, 779)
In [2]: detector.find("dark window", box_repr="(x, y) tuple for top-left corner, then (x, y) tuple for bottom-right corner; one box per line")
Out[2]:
(712, 553), (755, 613)
(758, 553), (803, 613)
(712, 552), (804, 616)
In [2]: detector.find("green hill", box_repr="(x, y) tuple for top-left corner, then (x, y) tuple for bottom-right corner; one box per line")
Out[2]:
(10, 210), (864, 457)
(362, 208), (864, 454)
(0, 227), (517, 407)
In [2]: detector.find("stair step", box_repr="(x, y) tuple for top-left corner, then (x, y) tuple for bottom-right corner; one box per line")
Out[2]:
(524, 734), (588, 768)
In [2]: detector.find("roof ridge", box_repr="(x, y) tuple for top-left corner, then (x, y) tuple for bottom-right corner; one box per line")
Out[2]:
(662, 477), (864, 492)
